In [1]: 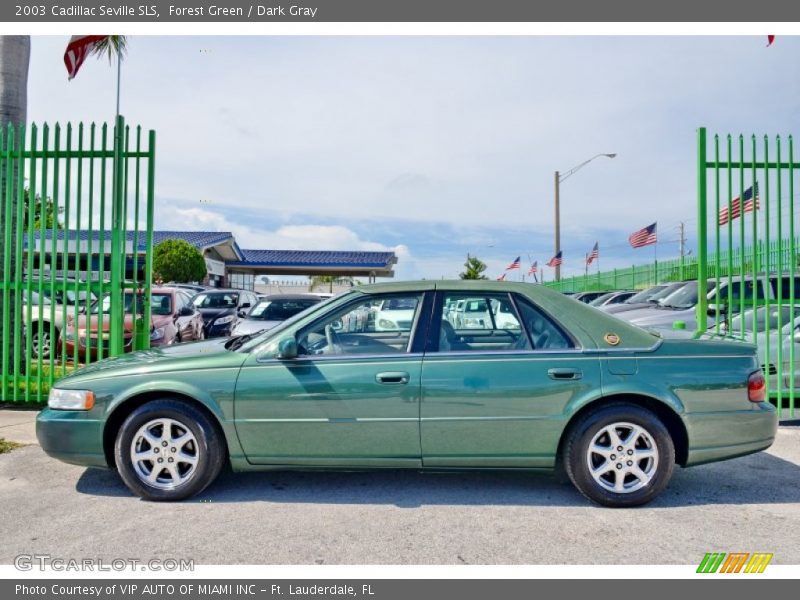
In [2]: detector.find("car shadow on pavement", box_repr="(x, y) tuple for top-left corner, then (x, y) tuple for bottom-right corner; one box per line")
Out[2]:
(75, 449), (800, 508)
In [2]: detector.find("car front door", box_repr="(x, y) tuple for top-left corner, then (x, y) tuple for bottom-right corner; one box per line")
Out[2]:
(234, 291), (432, 466)
(420, 291), (602, 468)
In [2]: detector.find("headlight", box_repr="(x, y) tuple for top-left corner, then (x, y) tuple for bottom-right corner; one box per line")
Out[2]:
(378, 319), (396, 329)
(150, 327), (165, 341)
(48, 388), (95, 411)
(215, 315), (235, 325)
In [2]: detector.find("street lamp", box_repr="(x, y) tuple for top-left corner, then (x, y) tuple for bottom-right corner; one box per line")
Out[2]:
(553, 153), (616, 280)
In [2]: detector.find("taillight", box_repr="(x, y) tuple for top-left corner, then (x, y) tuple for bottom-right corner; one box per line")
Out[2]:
(748, 371), (766, 403)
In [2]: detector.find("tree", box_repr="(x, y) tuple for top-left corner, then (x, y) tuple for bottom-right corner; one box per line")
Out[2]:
(153, 239), (207, 284)
(23, 189), (64, 229)
(90, 36), (129, 63)
(459, 255), (488, 280)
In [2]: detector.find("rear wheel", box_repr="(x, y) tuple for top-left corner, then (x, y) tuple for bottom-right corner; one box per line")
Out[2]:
(564, 403), (675, 507)
(114, 399), (226, 501)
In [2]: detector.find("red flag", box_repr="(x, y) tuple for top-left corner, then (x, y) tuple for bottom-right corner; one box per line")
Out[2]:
(767, 35), (776, 47)
(64, 35), (109, 80)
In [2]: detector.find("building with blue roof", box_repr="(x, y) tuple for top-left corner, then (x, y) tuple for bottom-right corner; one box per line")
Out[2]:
(27, 230), (398, 290)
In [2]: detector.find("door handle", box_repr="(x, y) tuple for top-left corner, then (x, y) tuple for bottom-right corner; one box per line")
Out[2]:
(548, 368), (582, 380)
(375, 371), (410, 385)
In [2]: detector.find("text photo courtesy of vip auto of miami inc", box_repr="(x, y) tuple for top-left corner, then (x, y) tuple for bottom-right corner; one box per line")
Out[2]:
(0, 27), (799, 582)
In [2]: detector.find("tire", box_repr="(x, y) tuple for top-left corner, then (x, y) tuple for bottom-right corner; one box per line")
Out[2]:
(31, 324), (52, 359)
(114, 399), (226, 501)
(564, 403), (675, 508)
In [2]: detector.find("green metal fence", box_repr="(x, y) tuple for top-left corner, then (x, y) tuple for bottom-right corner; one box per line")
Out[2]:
(697, 128), (797, 418)
(0, 116), (156, 404)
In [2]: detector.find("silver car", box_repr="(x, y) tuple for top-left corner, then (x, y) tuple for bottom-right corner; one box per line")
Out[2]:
(231, 294), (322, 337)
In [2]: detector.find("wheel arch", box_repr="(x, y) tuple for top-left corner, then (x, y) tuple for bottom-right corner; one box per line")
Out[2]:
(556, 393), (689, 468)
(103, 390), (228, 469)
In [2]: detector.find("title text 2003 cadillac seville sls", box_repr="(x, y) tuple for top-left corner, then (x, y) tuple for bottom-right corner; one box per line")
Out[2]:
(37, 281), (777, 507)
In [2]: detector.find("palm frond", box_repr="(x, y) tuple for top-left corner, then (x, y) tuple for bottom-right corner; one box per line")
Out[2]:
(90, 35), (129, 64)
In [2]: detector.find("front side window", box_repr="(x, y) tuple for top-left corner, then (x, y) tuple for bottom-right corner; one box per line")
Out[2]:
(297, 293), (422, 356)
(437, 293), (527, 352)
(193, 292), (239, 308)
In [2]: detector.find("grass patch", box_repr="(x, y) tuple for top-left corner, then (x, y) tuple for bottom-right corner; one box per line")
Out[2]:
(2, 361), (77, 404)
(0, 438), (23, 454)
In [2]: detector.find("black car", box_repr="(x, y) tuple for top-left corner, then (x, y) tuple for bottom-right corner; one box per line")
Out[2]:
(190, 289), (259, 337)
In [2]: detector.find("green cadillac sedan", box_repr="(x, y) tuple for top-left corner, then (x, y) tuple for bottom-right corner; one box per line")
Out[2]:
(37, 281), (777, 507)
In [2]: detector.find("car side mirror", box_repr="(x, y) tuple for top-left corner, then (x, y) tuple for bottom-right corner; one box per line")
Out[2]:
(240, 302), (251, 309)
(707, 303), (727, 316)
(180, 306), (193, 317)
(277, 337), (298, 360)
(238, 309), (247, 318)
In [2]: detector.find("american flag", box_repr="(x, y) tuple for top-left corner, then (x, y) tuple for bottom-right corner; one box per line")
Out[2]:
(586, 242), (599, 265)
(718, 184), (759, 226)
(64, 35), (109, 80)
(496, 272), (507, 281)
(528, 261), (538, 275)
(505, 256), (521, 270)
(629, 222), (657, 249)
(546, 251), (563, 267)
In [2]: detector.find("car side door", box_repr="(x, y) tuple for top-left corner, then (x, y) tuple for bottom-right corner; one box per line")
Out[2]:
(420, 291), (602, 468)
(234, 291), (433, 466)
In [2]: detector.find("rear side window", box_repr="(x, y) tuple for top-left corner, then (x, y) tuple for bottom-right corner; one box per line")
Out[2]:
(514, 297), (574, 350)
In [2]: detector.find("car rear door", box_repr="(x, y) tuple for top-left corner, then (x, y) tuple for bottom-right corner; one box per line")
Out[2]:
(420, 291), (602, 468)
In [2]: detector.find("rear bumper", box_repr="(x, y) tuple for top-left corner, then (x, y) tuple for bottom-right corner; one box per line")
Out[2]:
(684, 403), (778, 466)
(35, 408), (110, 468)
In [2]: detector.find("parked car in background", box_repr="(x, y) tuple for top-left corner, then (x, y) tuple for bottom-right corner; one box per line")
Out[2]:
(39, 280), (776, 505)
(601, 282), (687, 315)
(572, 290), (609, 304)
(191, 289), (259, 337)
(231, 294), (323, 336)
(588, 290), (636, 308)
(373, 296), (419, 331)
(65, 287), (204, 361)
(21, 279), (96, 359)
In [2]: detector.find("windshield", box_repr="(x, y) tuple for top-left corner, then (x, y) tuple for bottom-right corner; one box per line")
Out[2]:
(248, 298), (320, 321)
(660, 281), (715, 310)
(589, 292), (615, 306)
(235, 293), (350, 353)
(90, 292), (173, 316)
(192, 292), (239, 309)
(623, 286), (665, 304)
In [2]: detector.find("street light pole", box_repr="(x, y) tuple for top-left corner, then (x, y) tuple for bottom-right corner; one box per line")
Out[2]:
(553, 153), (616, 281)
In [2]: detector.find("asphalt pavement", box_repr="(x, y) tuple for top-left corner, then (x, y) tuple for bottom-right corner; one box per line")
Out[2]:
(1, 412), (799, 565)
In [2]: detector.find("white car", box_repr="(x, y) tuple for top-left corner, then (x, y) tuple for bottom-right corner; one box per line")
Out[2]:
(373, 297), (419, 331)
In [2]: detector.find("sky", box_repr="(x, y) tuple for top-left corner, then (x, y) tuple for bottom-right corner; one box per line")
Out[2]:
(25, 35), (800, 281)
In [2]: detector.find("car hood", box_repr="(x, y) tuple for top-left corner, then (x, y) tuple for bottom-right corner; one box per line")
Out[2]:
(602, 302), (655, 314)
(57, 337), (246, 383)
(630, 308), (696, 328)
(232, 318), (280, 336)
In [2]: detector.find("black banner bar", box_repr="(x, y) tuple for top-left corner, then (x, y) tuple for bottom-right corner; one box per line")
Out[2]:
(3, 0), (800, 23)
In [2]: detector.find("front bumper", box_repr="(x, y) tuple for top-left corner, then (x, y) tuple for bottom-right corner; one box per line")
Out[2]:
(684, 402), (778, 466)
(36, 408), (110, 468)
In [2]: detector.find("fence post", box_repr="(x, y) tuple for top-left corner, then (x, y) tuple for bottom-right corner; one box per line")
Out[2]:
(109, 116), (125, 356)
(696, 128), (708, 333)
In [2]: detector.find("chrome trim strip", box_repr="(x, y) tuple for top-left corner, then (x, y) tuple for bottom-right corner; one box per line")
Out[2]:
(253, 353), (425, 367)
(235, 417), (418, 423)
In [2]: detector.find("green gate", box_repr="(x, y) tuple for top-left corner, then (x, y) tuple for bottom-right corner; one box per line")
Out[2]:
(697, 127), (797, 418)
(0, 116), (156, 404)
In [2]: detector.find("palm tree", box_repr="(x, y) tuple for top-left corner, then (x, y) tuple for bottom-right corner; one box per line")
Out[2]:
(0, 35), (30, 382)
(89, 36), (129, 63)
(459, 255), (489, 280)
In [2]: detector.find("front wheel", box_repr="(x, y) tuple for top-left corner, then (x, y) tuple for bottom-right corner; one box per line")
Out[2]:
(114, 399), (226, 501)
(564, 403), (675, 507)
